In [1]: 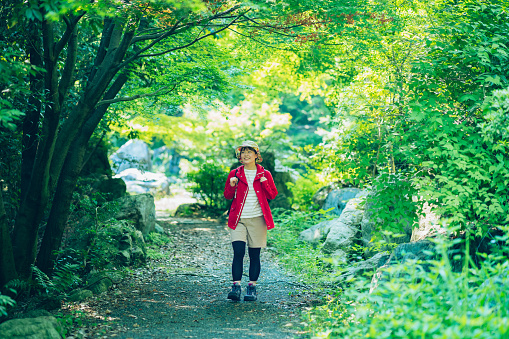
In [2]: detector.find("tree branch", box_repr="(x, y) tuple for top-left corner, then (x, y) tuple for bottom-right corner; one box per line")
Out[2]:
(96, 84), (177, 107)
(135, 11), (248, 59)
(54, 13), (85, 58)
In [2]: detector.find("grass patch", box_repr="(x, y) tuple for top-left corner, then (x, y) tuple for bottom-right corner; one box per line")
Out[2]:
(269, 208), (334, 284)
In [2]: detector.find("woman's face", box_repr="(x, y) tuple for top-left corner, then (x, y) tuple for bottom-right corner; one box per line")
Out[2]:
(241, 148), (257, 165)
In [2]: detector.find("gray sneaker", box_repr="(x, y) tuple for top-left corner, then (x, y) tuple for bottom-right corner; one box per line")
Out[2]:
(244, 284), (257, 301)
(227, 284), (241, 301)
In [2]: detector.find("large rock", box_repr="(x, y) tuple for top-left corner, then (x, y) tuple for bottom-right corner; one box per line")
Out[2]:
(114, 193), (156, 234)
(152, 146), (182, 176)
(370, 240), (436, 292)
(75, 175), (127, 204)
(336, 252), (391, 282)
(110, 139), (152, 173)
(97, 178), (127, 200)
(299, 196), (365, 245)
(337, 197), (365, 225)
(322, 188), (361, 215)
(0, 316), (61, 339)
(312, 184), (335, 208)
(321, 220), (359, 254)
(86, 271), (122, 294)
(321, 196), (366, 254)
(63, 219), (147, 269)
(298, 219), (335, 244)
(114, 168), (170, 195)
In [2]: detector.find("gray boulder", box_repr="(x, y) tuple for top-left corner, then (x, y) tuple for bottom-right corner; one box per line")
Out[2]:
(86, 271), (122, 294)
(97, 177), (127, 201)
(114, 168), (170, 196)
(337, 197), (364, 225)
(298, 219), (335, 244)
(154, 223), (165, 234)
(321, 196), (366, 254)
(322, 220), (359, 254)
(110, 139), (152, 173)
(114, 193), (156, 234)
(0, 316), (61, 339)
(370, 240), (436, 292)
(64, 219), (147, 269)
(336, 252), (391, 282)
(312, 184), (335, 207)
(322, 188), (361, 215)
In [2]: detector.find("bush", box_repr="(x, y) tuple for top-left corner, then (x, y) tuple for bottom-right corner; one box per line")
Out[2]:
(301, 228), (509, 338)
(287, 174), (324, 211)
(187, 161), (229, 210)
(366, 172), (421, 240)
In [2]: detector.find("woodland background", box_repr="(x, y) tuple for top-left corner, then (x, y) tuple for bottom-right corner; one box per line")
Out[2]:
(1, 0), (509, 337)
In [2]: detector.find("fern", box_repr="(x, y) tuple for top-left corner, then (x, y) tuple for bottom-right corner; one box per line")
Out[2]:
(0, 293), (16, 317)
(4, 279), (30, 297)
(31, 262), (82, 297)
(51, 263), (81, 293)
(31, 265), (54, 295)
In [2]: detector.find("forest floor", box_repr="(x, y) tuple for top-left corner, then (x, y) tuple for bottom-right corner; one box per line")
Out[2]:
(67, 202), (321, 338)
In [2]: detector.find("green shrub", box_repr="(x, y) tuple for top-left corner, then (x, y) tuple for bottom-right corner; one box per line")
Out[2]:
(287, 174), (324, 211)
(301, 228), (509, 338)
(366, 172), (421, 240)
(187, 161), (229, 210)
(145, 232), (172, 260)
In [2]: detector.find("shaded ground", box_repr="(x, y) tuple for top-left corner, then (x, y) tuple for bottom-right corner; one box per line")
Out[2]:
(73, 213), (320, 338)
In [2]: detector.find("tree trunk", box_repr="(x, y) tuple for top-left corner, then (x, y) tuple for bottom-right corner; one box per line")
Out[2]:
(21, 20), (44, 202)
(36, 134), (88, 273)
(11, 19), (67, 278)
(37, 74), (129, 274)
(0, 180), (18, 286)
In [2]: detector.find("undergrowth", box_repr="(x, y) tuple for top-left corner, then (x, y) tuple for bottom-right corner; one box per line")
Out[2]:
(269, 208), (334, 283)
(145, 232), (172, 260)
(301, 226), (509, 338)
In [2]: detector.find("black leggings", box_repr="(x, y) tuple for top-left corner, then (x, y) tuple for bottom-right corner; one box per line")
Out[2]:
(232, 241), (261, 282)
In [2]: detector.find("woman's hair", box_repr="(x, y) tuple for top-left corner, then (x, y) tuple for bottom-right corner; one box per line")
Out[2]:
(237, 146), (262, 163)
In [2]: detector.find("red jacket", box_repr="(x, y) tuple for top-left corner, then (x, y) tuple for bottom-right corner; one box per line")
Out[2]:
(224, 164), (278, 230)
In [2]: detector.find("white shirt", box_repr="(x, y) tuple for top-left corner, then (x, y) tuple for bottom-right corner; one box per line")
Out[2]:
(240, 169), (263, 218)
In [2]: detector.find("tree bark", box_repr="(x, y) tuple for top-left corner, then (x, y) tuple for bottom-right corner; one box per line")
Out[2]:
(36, 18), (134, 274)
(37, 74), (129, 274)
(11, 18), (76, 278)
(21, 20), (44, 202)
(0, 180), (18, 286)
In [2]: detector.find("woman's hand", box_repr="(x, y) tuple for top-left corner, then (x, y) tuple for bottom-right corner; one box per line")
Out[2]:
(260, 177), (267, 183)
(230, 177), (239, 187)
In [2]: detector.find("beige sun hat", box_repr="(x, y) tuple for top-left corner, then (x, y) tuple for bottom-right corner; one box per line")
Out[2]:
(235, 140), (263, 163)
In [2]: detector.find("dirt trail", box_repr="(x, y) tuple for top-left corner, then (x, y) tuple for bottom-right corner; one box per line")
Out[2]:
(83, 214), (317, 338)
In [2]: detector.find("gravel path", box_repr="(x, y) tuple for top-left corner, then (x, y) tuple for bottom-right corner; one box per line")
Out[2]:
(82, 214), (318, 338)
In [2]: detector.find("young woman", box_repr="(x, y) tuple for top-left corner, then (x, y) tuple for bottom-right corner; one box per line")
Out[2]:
(223, 140), (278, 301)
